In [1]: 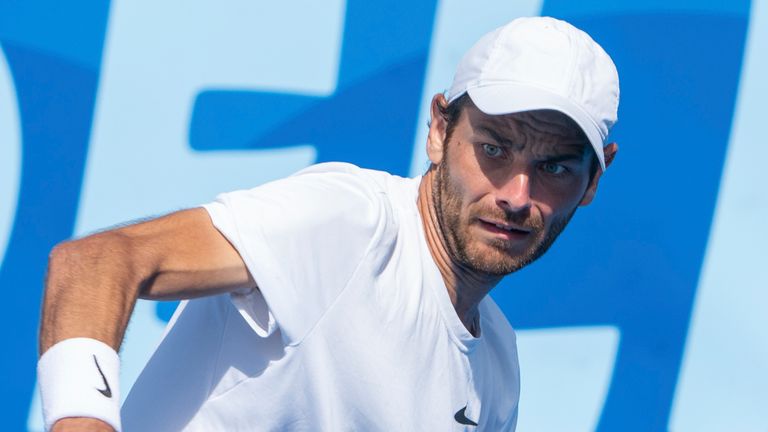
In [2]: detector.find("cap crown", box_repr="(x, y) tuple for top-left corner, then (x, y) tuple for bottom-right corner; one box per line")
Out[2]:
(447, 17), (620, 169)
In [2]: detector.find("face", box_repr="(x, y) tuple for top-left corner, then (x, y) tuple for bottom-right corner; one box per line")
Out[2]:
(428, 96), (608, 276)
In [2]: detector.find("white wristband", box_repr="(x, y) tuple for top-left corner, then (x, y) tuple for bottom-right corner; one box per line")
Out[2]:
(37, 338), (122, 432)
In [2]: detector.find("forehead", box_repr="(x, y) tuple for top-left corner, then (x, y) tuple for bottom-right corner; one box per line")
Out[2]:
(463, 101), (589, 154)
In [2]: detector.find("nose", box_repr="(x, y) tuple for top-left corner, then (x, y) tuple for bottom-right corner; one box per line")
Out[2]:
(497, 173), (532, 212)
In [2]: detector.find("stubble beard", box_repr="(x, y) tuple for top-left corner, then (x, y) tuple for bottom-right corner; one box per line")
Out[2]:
(432, 158), (576, 276)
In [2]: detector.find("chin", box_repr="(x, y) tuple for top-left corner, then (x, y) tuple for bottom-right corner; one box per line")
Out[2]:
(463, 243), (530, 276)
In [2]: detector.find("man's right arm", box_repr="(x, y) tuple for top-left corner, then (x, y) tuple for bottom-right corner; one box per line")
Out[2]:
(39, 207), (253, 431)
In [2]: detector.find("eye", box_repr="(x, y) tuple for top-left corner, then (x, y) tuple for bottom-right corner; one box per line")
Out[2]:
(540, 161), (566, 175)
(482, 143), (504, 158)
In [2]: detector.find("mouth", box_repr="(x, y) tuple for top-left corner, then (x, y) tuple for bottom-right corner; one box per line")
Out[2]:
(477, 218), (532, 238)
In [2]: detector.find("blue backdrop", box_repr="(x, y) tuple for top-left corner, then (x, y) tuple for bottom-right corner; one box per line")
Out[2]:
(2, 0), (766, 430)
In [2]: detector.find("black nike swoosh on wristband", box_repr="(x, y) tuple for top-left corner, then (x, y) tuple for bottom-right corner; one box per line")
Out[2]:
(93, 355), (112, 398)
(454, 406), (478, 426)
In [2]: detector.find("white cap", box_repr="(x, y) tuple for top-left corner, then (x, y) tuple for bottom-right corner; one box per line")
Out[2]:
(447, 16), (620, 170)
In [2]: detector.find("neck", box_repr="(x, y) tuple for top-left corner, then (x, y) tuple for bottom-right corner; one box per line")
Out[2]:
(417, 168), (502, 335)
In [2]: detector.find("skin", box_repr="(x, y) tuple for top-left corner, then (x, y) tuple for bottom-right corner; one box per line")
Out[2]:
(39, 92), (616, 431)
(418, 93), (617, 333)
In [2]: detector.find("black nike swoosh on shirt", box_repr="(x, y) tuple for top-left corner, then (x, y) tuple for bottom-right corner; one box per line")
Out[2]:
(93, 355), (112, 398)
(454, 406), (478, 426)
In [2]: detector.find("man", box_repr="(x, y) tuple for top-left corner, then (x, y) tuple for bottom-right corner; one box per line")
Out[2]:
(38, 16), (619, 431)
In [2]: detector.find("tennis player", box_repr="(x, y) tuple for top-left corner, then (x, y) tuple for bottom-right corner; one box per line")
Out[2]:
(38, 16), (619, 431)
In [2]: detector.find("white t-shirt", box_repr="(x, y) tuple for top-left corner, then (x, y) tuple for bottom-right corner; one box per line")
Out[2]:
(121, 163), (520, 431)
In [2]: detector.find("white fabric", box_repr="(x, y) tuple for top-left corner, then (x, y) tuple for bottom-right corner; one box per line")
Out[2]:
(122, 162), (520, 431)
(38, 337), (122, 432)
(446, 16), (620, 170)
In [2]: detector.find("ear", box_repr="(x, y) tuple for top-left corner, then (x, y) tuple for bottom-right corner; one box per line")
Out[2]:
(579, 142), (618, 206)
(427, 93), (449, 165)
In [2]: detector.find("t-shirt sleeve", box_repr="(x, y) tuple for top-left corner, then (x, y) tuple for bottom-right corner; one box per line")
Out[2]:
(202, 163), (392, 345)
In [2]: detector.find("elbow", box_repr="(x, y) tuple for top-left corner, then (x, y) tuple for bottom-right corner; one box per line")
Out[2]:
(44, 240), (85, 306)
(48, 239), (76, 264)
(46, 237), (97, 276)
(46, 240), (78, 288)
(45, 232), (146, 295)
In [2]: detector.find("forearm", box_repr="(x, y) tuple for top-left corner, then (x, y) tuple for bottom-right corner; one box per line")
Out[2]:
(39, 208), (253, 353)
(39, 231), (147, 354)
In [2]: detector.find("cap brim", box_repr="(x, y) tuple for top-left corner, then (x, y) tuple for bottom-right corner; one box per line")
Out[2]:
(467, 84), (606, 171)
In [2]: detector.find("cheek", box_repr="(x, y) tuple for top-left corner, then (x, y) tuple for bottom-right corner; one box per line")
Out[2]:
(444, 149), (489, 208)
(539, 170), (590, 200)
(455, 178), (492, 217)
(533, 178), (589, 220)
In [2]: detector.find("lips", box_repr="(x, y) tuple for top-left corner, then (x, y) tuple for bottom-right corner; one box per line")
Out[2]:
(478, 218), (532, 237)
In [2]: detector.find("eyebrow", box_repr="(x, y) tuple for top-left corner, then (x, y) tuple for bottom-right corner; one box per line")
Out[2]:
(538, 142), (589, 160)
(476, 124), (588, 159)
(544, 153), (586, 162)
(475, 125), (515, 147)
